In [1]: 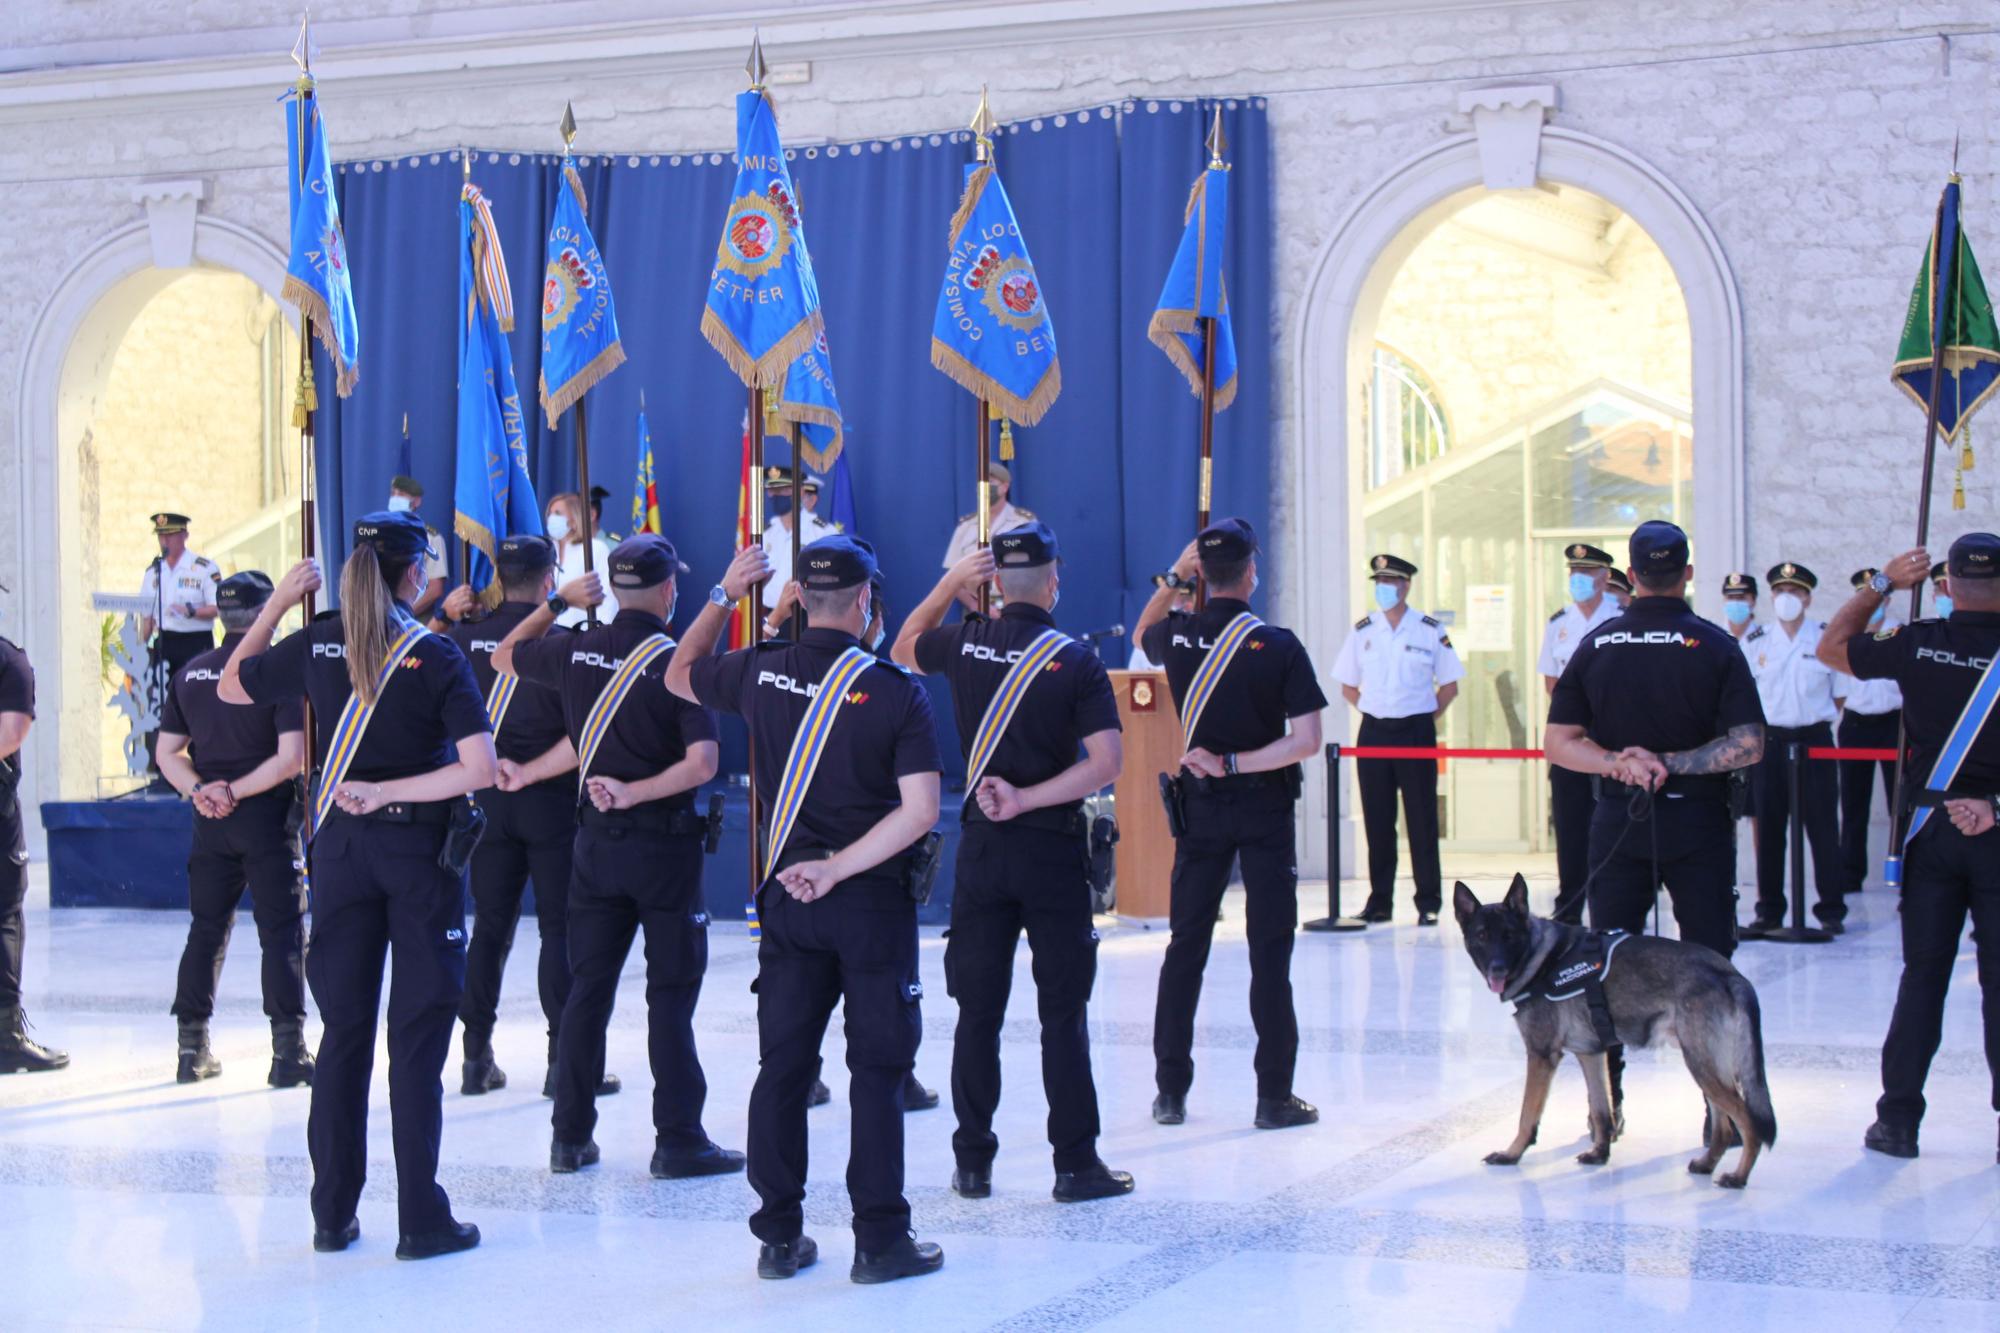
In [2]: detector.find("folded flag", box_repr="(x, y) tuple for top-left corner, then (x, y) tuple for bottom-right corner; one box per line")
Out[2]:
(701, 88), (824, 387)
(455, 182), (539, 607)
(1149, 160), (1238, 411)
(282, 89), (360, 396)
(539, 157), (626, 427)
(931, 159), (1060, 426)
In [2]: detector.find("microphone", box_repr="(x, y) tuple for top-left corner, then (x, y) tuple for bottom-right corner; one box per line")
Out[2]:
(1078, 624), (1126, 644)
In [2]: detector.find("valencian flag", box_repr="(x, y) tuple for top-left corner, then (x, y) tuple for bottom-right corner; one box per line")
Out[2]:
(455, 182), (540, 607)
(282, 90), (359, 396)
(701, 88), (824, 386)
(931, 160), (1061, 425)
(631, 408), (661, 535)
(778, 330), (859, 534)
(539, 158), (626, 427)
(1893, 178), (2000, 439)
(1149, 158), (1238, 411)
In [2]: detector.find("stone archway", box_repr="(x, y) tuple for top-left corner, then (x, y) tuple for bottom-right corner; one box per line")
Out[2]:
(1286, 117), (1744, 880)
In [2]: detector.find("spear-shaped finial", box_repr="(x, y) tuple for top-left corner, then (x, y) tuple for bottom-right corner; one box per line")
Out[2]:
(560, 102), (578, 153)
(640, 387), (648, 410)
(747, 30), (769, 91)
(290, 11), (316, 90)
(1952, 131), (1962, 183)
(971, 85), (998, 163)
(462, 145), (472, 183)
(1206, 104), (1229, 169)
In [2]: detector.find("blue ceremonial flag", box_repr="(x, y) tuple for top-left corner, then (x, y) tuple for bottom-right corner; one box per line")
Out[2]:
(632, 408), (661, 535)
(701, 89), (824, 387)
(822, 453), (859, 536)
(539, 158), (626, 427)
(282, 90), (359, 396)
(931, 161), (1061, 426)
(1149, 163), (1239, 411)
(778, 330), (856, 533)
(455, 182), (539, 606)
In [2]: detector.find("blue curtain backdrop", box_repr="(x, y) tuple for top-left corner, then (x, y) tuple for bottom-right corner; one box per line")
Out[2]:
(313, 97), (1271, 778)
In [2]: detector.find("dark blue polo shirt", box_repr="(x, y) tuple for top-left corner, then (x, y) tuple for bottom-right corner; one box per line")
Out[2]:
(161, 632), (304, 782)
(1139, 597), (1327, 753)
(448, 602), (571, 768)
(1847, 609), (2000, 791)
(1548, 595), (1764, 756)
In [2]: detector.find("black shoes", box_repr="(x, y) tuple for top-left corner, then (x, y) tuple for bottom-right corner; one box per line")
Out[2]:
(550, 1139), (600, 1173)
(758, 1235), (819, 1279)
(950, 1165), (992, 1199)
(176, 1021), (221, 1084)
(396, 1220), (480, 1260)
(1151, 1091), (1187, 1125)
(1053, 1162), (1135, 1203)
(1740, 917), (1783, 939)
(1359, 902), (1393, 924)
(1254, 1095), (1320, 1130)
(1821, 921), (1847, 936)
(541, 1068), (622, 1099)
(0, 1009), (70, 1074)
(851, 1233), (945, 1284)
(1417, 911), (1440, 927)
(651, 1141), (746, 1179)
(269, 1020), (313, 1088)
(1863, 1119), (1919, 1159)
(312, 1217), (359, 1253)
(807, 1077), (832, 1108)
(461, 1051), (506, 1096)
(903, 1074), (940, 1111)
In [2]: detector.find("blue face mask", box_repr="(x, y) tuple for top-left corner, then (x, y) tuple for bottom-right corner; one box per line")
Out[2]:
(1723, 601), (1751, 626)
(1867, 605), (1885, 626)
(1936, 594), (1954, 619)
(1568, 572), (1597, 604)
(769, 496), (793, 519)
(386, 495), (413, 513)
(1373, 582), (1400, 611)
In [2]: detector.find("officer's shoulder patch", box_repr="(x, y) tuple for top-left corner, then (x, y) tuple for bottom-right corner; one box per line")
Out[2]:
(1549, 608), (1567, 623)
(1421, 614), (1440, 628)
(1746, 625), (1766, 641)
(1353, 615), (1371, 631)
(1438, 634), (1453, 648)
(1872, 624), (1903, 640)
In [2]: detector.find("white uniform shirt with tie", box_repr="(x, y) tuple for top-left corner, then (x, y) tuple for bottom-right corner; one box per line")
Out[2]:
(762, 509), (836, 609)
(1331, 607), (1466, 719)
(1742, 619), (1840, 727)
(138, 551), (220, 632)
(1536, 597), (1622, 682)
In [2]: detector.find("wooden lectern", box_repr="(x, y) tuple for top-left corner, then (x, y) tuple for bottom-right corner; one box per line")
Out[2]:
(1109, 670), (1178, 924)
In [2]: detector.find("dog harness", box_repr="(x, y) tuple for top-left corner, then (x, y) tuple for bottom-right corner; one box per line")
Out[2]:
(1515, 929), (1628, 1048)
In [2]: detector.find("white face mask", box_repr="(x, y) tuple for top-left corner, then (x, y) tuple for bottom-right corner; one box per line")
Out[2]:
(386, 495), (413, 513)
(546, 513), (571, 541)
(1772, 592), (1805, 623)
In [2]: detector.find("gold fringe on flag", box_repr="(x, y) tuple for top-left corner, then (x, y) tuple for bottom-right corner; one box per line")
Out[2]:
(537, 341), (627, 430)
(281, 278), (356, 397)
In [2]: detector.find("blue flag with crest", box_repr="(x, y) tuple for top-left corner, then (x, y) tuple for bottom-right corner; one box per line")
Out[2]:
(701, 89), (824, 386)
(282, 91), (360, 396)
(1149, 163), (1238, 411)
(930, 161), (1061, 426)
(455, 183), (540, 607)
(778, 330), (857, 533)
(539, 158), (626, 427)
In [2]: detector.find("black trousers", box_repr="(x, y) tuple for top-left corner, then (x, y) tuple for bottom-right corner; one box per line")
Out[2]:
(748, 873), (920, 1252)
(1153, 786), (1299, 1101)
(551, 825), (711, 1149)
(1838, 709), (1901, 891)
(1356, 713), (1442, 913)
(460, 782), (577, 1050)
(304, 816), (466, 1236)
(1585, 793), (1737, 959)
(945, 821), (1102, 1173)
(171, 788), (306, 1023)
(1877, 818), (2000, 1130)
(0, 793), (25, 1011)
(1549, 764), (1595, 924)
(1753, 723), (1848, 924)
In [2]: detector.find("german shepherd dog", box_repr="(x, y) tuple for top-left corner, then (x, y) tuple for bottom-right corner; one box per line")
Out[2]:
(1453, 875), (1777, 1188)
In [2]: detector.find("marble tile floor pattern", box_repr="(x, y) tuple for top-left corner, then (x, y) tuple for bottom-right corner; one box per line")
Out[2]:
(4, 864), (1999, 1331)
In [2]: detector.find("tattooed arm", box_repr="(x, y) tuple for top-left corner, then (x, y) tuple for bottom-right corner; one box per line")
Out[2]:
(1661, 723), (1765, 776)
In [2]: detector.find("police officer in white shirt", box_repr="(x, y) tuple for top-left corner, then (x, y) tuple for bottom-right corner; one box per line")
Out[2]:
(1741, 561), (1849, 934)
(942, 463), (1036, 614)
(1331, 553), (1464, 925)
(1720, 571), (1758, 641)
(1835, 567), (1905, 891)
(139, 512), (220, 782)
(388, 476), (449, 618)
(1604, 568), (1633, 611)
(760, 468), (835, 612)
(1538, 543), (1622, 923)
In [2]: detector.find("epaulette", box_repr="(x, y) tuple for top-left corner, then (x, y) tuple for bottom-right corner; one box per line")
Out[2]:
(193, 555), (218, 569)
(957, 512), (977, 526)
(1353, 615), (1371, 631)
(1421, 614), (1440, 628)
(1548, 608), (1567, 623)
(1013, 506), (1037, 520)
(1746, 625), (1767, 641)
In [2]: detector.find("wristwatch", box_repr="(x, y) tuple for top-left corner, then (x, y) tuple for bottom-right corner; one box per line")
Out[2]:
(545, 593), (568, 617)
(709, 583), (734, 609)
(1869, 571), (1894, 597)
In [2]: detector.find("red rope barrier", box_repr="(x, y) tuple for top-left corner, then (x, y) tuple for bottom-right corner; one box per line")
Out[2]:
(1337, 745), (1903, 762)
(1807, 747), (1900, 761)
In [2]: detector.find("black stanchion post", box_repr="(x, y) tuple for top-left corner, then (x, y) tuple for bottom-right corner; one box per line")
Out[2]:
(1303, 742), (1366, 933)
(1762, 739), (1832, 944)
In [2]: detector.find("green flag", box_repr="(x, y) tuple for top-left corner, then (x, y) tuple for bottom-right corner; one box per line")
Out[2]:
(1892, 180), (2000, 441)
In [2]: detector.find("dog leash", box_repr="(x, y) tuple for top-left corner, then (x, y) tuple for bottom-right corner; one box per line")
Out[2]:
(1572, 785), (1659, 933)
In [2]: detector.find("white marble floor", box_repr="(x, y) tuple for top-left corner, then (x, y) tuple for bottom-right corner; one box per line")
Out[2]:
(4, 862), (1999, 1331)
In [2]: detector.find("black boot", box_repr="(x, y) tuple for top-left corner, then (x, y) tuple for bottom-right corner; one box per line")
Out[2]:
(1053, 1161), (1136, 1203)
(1253, 1094), (1319, 1130)
(176, 1020), (221, 1084)
(851, 1233), (945, 1284)
(461, 1029), (506, 1096)
(541, 1034), (619, 1099)
(902, 1072), (939, 1112)
(807, 1077), (832, 1108)
(0, 1008), (67, 1074)
(269, 1019), (313, 1088)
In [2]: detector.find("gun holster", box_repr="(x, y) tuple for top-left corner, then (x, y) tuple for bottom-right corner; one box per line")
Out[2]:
(1727, 768), (1750, 820)
(906, 831), (945, 906)
(702, 792), (725, 855)
(1158, 773), (1188, 839)
(438, 796), (488, 876)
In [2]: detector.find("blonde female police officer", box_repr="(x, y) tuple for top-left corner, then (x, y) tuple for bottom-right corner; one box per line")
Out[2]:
(221, 510), (495, 1261)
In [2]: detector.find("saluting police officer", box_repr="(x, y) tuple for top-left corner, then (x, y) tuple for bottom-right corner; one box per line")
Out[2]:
(669, 535), (948, 1285)
(495, 535), (740, 1181)
(1539, 544), (1622, 923)
(220, 511), (493, 1260)
(1835, 567), (1905, 892)
(1136, 519), (1327, 1130)
(432, 537), (619, 1104)
(894, 523), (1134, 1204)
(0, 624), (66, 1074)
(1740, 562), (1849, 935)
(1820, 536), (2000, 1160)
(154, 571), (311, 1088)
(1331, 553), (1464, 924)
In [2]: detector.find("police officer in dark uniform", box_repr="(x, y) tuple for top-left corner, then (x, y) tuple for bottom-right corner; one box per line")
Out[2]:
(221, 511), (493, 1260)
(154, 571), (310, 1088)
(1545, 520), (1766, 1121)
(1821, 536), (2000, 1160)
(894, 523), (1135, 1203)
(0, 625), (66, 1074)
(432, 537), (621, 1103)
(668, 536), (947, 1285)
(1135, 519), (1328, 1130)
(495, 534), (741, 1180)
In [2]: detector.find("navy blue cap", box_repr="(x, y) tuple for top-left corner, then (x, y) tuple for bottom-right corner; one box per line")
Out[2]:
(606, 534), (687, 590)
(352, 510), (433, 562)
(797, 534), (878, 590)
(993, 521), (1059, 568)
(1198, 518), (1258, 564)
(1628, 520), (1689, 574)
(496, 534), (557, 573)
(1949, 532), (2000, 579)
(216, 570), (274, 611)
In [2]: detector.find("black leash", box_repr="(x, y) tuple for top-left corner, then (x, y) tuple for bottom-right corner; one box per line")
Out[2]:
(1571, 785), (1657, 929)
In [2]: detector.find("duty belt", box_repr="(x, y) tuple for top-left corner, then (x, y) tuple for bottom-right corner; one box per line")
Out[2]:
(1594, 774), (1728, 802)
(342, 799), (453, 826)
(1182, 767), (1298, 797)
(961, 800), (1088, 837)
(577, 800), (707, 835)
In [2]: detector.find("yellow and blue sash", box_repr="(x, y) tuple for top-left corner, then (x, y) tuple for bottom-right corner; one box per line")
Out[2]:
(964, 628), (1070, 791)
(1905, 651), (2000, 845)
(485, 671), (520, 737)
(310, 619), (430, 837)
(1179, 612), (1262, 750)
(764, 646), (875, 881)
(575, 633), (674, 788)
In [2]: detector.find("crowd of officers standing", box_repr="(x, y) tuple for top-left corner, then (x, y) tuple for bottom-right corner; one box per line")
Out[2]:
(0, 506), (1993, 1277)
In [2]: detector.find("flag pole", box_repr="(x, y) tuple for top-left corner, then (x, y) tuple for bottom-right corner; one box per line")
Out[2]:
(557, 103), (600, 630)
(745, 28), (768, 900)
(972, 88), (998, 618)
(1194, 106), (1227, 612)
(288, 15), (318, 779)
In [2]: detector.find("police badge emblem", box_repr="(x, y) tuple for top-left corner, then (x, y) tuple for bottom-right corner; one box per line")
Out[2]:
(542, 246), (594, 330)
(982, 257), (1045, 331)
(720, 189), (795, 279)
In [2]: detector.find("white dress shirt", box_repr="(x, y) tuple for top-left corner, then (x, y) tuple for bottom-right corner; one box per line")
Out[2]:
(1536, 596), (1622, 682)
(1835, 612), (1905, 715)
(943, 501), (1034, 567)
(553, 536), (620, 628)
(761, 509), (836, 609)
(421, 525), (448, 589)
(1742, 619), (1839, 727)
(1331, 606), (1466, 719)
(138, 551), (220, 632)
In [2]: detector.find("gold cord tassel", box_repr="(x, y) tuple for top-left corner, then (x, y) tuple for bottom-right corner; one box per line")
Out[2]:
(292, 364), (318, 428)
(762, 386), (783, 440)
(998, 417), (1015, 462)
(1962, 424), (1976, 472)
(1954, 469), (1967, 510)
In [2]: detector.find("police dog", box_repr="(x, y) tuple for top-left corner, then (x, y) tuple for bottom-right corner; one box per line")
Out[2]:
(1453, 875), (1776, 1188)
